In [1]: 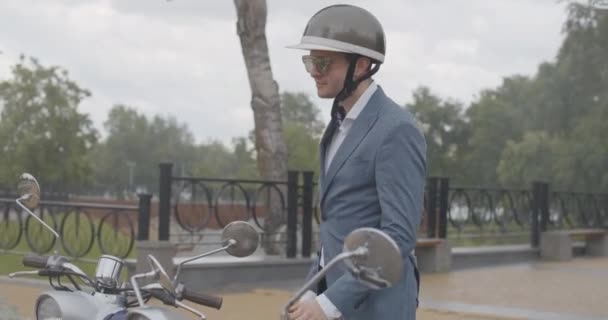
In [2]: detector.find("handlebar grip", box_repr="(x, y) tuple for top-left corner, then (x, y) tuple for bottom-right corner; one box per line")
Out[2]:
(23, 254), (49, 269)
(181, 288), (223, 310)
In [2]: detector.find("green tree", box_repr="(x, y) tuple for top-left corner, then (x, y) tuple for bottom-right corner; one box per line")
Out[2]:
(281, 92), (325, 137)
(462, 76), (535, 185)
(497, 131), (556, 187)
(280, 92), (324, 175)
(231, 137), (259, 178)
(191, 137), (258, 179)
(405, 87), (469, 180)
(552, 103), (608, 191)
(92, 105), (196, 196)
(403, 3), (608, 189)
(0, 56), (98, 192)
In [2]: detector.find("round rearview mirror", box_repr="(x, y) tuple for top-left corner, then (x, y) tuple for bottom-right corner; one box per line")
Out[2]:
(17, 173), (41, 209)
(221, 221), (259, 257)
(343, 228), (402, 289)
(147, 255), (175, 294)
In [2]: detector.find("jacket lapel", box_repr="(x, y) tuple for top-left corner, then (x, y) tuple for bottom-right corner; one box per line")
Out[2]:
(319, 88), (384, 206)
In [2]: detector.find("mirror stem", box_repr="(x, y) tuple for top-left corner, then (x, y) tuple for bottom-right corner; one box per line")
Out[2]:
(282, 247), (368, 314)
(130, 270), (158, 307)
(173, 239), (237, 285)
(16, 198), (60, 239)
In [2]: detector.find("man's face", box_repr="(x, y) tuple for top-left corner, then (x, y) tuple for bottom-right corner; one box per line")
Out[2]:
(303, 50), (349, 99)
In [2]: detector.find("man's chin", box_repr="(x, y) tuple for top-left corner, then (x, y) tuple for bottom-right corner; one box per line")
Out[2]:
(317, 91), (336, 99)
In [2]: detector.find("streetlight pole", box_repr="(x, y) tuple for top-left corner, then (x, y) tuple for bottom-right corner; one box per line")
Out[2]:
(127, 161), (136, 193)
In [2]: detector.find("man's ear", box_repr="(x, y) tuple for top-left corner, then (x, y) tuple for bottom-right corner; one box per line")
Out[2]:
(354, 57), (372, 80)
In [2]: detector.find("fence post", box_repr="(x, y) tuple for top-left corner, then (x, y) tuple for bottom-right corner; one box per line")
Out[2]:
(540, 183), (550, 233)
(602, 195), (608, 229)
(137, 193), (152, 241)
(301, 171), (314, 258)
(426, 177), (439, 238)
(438, 177), (450, 239)
(286, 171), (299, 258)
(531, 181), (549, 247)
(158, 163), (173, 241)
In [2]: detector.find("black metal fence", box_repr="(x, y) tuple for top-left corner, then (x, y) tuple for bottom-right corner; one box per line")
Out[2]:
(445, 181), (608, 247)
(0, 194), (151, 260)
(548, 191), (608, 229)
(445, 186), (533, 246)
(157, 163), (448, 258)
(157, 163), (318, 257)
(159, 162), (608, 256)
(7, 164), (603, 261)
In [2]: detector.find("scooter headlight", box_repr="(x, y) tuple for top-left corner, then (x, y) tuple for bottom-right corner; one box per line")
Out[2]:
(36, 296), (62, 319)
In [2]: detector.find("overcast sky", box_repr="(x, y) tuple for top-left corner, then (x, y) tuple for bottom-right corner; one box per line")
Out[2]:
(0, 0), (569, 145)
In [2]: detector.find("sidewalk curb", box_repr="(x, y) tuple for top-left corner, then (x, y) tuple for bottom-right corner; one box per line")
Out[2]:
(0, 276), (48, 288)
(421, 300), (607, 320)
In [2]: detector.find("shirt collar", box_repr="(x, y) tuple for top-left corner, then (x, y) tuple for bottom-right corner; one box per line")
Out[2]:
(344, 81), (378, 121)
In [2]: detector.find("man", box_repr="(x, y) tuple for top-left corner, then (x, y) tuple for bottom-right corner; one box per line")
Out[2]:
(286, 4), (427, 320)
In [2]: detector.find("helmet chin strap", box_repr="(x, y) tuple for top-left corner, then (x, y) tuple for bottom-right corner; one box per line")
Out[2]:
(331, 54), (381, 121)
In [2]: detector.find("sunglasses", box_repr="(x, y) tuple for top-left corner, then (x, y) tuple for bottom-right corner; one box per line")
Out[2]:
(302, 55), (333, 75)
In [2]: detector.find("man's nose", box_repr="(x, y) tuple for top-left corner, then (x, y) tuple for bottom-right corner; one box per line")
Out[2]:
(309, 67), (322, 78)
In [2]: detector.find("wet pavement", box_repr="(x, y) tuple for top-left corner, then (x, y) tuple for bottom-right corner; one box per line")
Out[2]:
(1, 256), (607, 319)
(419, 257), (608, 319)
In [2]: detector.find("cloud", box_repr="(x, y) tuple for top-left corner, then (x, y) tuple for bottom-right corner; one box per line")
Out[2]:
(0, 0), (568, 144)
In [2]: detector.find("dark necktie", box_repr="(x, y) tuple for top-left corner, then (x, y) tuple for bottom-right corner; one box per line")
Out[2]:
(331, 104), (346, 125)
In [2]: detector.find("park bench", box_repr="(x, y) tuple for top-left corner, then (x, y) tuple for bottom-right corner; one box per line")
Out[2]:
(415, 237), (451, 273)
(540, 228), (608, 261)
(416, 238), (442, 248)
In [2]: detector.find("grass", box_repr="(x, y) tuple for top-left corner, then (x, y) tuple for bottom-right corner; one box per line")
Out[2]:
(448, 234), (530, 247)
(445, 217), (534, 247)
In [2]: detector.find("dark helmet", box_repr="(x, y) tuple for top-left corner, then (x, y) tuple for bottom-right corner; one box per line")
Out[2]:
(289, 5), (386, 114)
(288, 4), (386, 63)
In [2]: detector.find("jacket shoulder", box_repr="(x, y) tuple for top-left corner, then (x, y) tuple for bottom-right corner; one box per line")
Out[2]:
(375, 91), (423, 135)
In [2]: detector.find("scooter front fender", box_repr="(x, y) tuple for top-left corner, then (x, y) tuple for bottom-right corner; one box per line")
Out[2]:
(126, 306), (191, 320)
(35, 290), (126, 320)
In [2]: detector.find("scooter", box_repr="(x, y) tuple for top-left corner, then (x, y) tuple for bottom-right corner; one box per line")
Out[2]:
(9, 173), (260, 320)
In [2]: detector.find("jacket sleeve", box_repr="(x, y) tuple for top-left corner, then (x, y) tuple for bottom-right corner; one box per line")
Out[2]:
(323, 120), (427, 317)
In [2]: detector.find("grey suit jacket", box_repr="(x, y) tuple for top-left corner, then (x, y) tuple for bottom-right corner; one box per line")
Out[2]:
(309, 87), (426, 320)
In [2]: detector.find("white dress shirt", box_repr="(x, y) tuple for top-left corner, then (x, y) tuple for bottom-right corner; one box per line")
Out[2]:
(315, 81), (378, 319)
(324, 82), (378, 175)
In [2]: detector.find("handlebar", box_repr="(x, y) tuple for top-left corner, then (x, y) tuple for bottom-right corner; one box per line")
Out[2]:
(20, 254), (95, 288)
(22, 254), (49, 269)
(181, 287), (223, 310)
